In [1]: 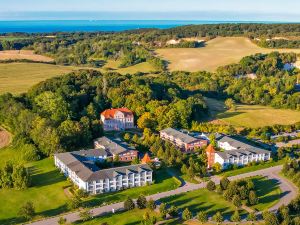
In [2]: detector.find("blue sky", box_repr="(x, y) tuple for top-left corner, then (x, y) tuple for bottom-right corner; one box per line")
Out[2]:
(1, 0), (300, 21)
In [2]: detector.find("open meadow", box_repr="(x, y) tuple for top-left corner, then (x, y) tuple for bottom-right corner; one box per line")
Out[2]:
(0, 60), (155, 94)
(205, 98), (300, 128)
(156, 37), (300, 72)
(0, 50), (53, 62)
(0, 63), (81, 94)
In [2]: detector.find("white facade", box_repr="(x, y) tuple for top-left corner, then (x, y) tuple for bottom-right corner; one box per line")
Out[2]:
(101, 109), (134, 131)
(214, 136), (271, 168)
(214, 151), (271, 168)
(54, 155), (152, 194)
(86, 171), (153, 194)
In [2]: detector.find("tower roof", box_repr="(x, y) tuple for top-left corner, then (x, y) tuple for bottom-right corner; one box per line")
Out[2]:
(141, 153), (152, 164)
(206, 144), (216, 153)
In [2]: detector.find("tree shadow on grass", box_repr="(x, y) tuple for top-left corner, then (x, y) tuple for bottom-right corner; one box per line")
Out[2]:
(216, 111), (245, 120)
(30, 169), (66, 187)
(252, 176), (282, 207)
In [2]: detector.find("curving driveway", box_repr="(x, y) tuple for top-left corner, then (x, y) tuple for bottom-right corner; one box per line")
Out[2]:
(28, 165), (298, 225)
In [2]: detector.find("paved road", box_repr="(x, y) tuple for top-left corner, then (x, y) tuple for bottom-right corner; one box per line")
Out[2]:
(28, 165), (298, 225)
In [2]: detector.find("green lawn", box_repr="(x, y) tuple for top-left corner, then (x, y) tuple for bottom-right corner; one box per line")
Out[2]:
(0, 158), (70, 225)
(83, 168), (181, 207)
(205, 98), (300, 128)
(220, 159), (284, 177)
(75, 208), (159, 225)
(167, 167), (200, 184)
(251, 176), (281, 211)
(160, 188), (238, 217)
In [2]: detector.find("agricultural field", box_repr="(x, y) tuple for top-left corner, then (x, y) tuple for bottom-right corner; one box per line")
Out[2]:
(205, 98), (300, 128)
(0, 50), (53, 62)
(0, 63), (82, 94)
(0, 60), (156, 94)
(156, 37), (300, 72)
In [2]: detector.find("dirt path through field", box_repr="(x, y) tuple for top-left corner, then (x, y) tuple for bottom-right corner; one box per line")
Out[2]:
(0, 128), (11, 149)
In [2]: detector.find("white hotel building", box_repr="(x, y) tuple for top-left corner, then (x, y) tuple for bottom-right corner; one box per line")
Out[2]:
(54, 149), (153, 194)
(213, 135), (271, 168)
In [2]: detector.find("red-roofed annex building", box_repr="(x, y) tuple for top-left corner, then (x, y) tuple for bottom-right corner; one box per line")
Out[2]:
(101, 108), (134, 131)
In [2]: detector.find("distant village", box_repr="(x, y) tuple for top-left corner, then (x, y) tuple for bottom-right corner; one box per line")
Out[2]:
(54, 107), (281, 195)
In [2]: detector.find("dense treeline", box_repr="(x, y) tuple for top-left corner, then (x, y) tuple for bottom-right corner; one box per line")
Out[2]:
(257, 39), (300, 49)
(0, 38), (34, 50)
(0, 162), (30, 190)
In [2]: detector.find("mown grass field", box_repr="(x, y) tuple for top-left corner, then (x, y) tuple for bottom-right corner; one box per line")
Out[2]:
(251, 176), (281, 211)
(205, 98), (300, 128)
(160, 188), (239, 217)
(0, 158), (70, 225)
(0, 50), (54, 62)
(0, 60), (155, 94)
(75, 208), (160, 225)
(0, 63), (80, 94)
(156, 37), (300, 72)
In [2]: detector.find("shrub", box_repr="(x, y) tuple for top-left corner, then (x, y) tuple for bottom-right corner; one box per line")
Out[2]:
(212, 211), (223, 223)
(18, 201), (35, 220)
(168, 205), (178, 217)
(248, 190), (259, 205)
(197, 211), (208, 223)
(220, 177), (230, 190)
(232, 195), (242, 208)
(137, 194), (147, 209)
(124, 196), (135, 211)
(159, 203), (167, 219)
(206, 180), (216, 191)
(58, 217), (67, 225)
(182, 208), (192, 221)
(247, 212), (257, 221)
(146, 198), (156, 211)
(79, 208), (92, 222)
(231, 210), (241, 222)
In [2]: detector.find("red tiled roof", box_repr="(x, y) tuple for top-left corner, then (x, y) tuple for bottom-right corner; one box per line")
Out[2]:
(101, 108), (133, 119)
